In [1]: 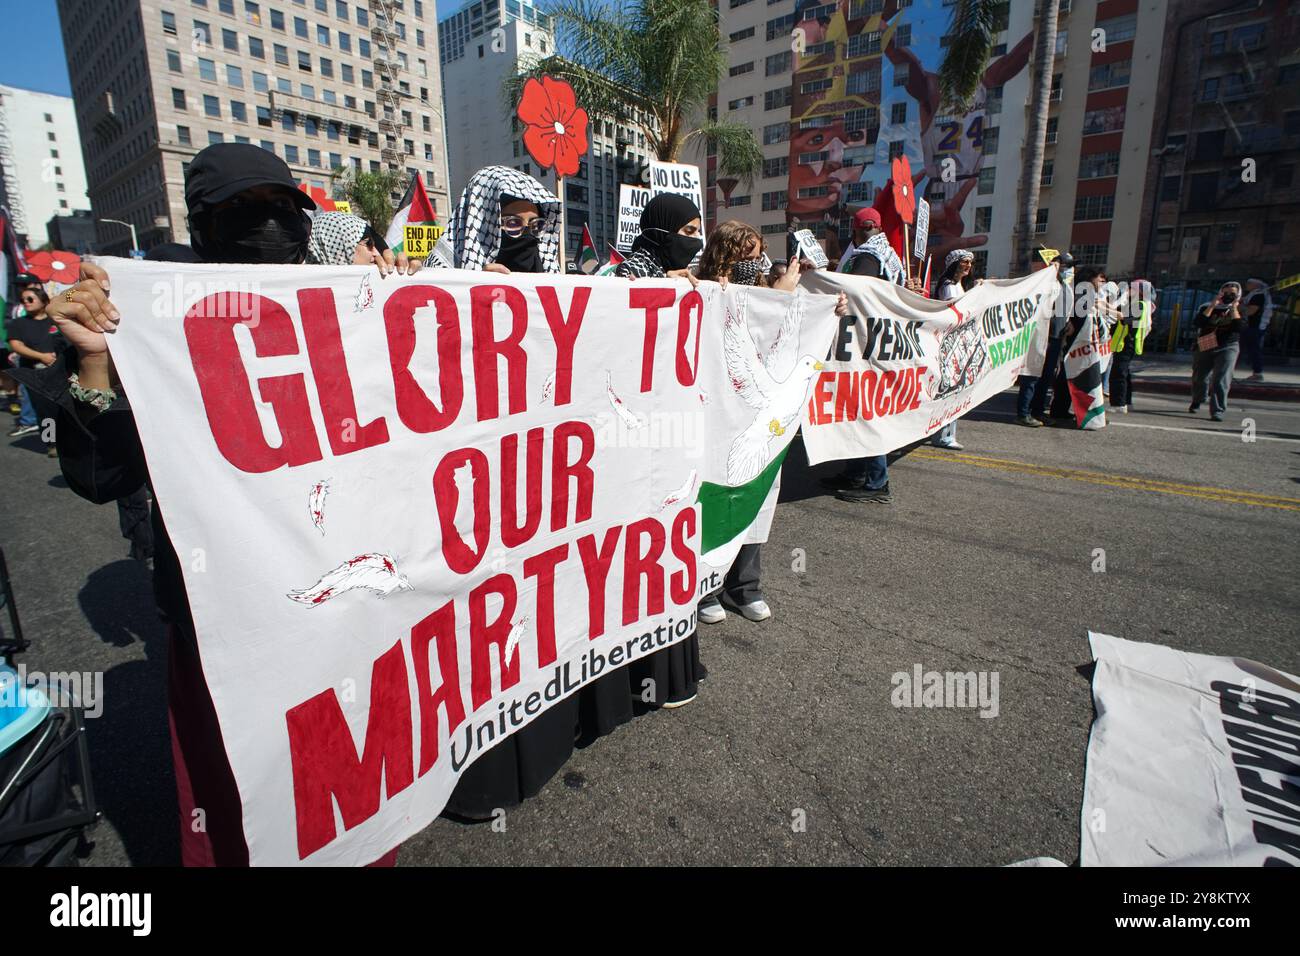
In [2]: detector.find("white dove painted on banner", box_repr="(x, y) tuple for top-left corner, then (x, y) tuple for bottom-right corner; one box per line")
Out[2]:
(724, 289), (823, 484)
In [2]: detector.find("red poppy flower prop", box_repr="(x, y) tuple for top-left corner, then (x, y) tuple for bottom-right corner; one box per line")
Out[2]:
(890, 155), (916, 224)
(516, 77), (589, 178)
(25, 250), (82, 285)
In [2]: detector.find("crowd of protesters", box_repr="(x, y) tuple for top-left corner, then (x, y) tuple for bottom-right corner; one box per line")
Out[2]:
(5, 142), (1288, 866)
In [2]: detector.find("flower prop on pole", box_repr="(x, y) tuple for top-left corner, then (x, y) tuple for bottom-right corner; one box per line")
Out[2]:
(24, 250), (82, 287)
(516, 76), (589, 271)
(890, 155), (916, 282)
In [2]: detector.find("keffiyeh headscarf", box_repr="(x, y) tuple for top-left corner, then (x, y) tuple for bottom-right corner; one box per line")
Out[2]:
(861, 232), (904, 285)
(306, 212), (370, 265)
(429, 165), (561, 272)
(945, 248), (974, 269)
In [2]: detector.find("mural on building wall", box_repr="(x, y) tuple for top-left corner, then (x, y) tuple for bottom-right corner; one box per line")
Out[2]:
(785, 0), (1030, 265)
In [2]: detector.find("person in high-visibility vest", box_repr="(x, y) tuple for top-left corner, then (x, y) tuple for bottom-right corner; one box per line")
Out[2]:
(1109, 279), (1154, 414)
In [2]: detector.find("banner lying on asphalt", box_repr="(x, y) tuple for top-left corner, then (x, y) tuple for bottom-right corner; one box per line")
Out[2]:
(102, 259), (837, 865)
(1081, 632), (1300, 866)
(798, 267), (1059, 461)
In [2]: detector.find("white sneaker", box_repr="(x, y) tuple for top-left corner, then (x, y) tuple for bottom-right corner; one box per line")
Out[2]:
(734, 599), (772, 622)
(933, 440), (964, 450)
(698, 603), (726, 625)
(662, 693), (697, 709)
(1114, 405), (1128, 414)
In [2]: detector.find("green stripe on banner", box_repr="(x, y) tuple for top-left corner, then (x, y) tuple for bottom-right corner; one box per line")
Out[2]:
(697, 446), (788, 553)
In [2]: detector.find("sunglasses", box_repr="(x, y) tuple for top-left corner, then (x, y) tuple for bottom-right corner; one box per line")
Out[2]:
(500, 215), (545, 237)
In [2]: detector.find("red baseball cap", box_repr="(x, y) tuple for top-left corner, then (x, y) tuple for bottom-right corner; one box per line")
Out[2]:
(853, 208), (881, 229)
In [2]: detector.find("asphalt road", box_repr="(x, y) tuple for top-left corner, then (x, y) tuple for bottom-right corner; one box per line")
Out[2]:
(3, 387), (1298, 867)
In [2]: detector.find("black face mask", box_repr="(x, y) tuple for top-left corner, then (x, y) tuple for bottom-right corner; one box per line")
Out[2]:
(730, 254), (771, 286)
(198, 203), (310, 264)
(496, 232), (543, 273)
(660, 233), (703, 271)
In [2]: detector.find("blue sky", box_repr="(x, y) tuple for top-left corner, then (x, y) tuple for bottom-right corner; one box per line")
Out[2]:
(0, 0), (72, 96)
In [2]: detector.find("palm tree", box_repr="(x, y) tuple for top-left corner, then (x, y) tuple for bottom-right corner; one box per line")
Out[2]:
(509, 0), (763, 183)
(330, 167), (406, 235)
(939, 0), (1060, 275)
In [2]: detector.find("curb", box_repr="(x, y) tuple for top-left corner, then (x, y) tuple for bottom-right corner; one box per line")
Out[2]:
(1130, 378), (1300, 403)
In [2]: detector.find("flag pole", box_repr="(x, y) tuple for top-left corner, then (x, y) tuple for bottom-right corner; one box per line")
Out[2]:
(557, 169), (567, 273)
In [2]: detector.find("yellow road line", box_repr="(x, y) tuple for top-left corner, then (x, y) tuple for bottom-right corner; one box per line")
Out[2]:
(908, 448), (1300, 512)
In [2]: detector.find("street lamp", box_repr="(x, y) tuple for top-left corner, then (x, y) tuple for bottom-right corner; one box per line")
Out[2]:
(100, 218), (139, 255)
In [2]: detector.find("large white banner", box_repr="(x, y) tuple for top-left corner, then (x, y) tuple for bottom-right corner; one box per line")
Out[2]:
(798, 268), (1058, 461)
(1082, 633), (1300, 867)
(102, 259), (836, 865)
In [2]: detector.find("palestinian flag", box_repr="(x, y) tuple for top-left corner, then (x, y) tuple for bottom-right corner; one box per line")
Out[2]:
(384, 173), (438, 256)
(0, 209), (25, 319)
(595, 245), (624, 277)
(578, 224), (599, 274)
(1062, 313), (1107, 430)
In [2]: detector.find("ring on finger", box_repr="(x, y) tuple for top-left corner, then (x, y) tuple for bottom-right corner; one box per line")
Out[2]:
(64, 289), (77, 303)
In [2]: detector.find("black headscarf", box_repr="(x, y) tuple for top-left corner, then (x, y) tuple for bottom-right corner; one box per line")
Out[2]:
(631, 193), (702, 271)
(494, 192), (544, 273)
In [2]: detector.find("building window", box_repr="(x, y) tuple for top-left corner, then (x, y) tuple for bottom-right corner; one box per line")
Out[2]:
(208, 131), (224, 146)
(339, 31), (351, 53)
(797, 185), (829, 199)
(1045, 116), (1058, 144)
(1079, 151), (1120, 179)
(1261, 221), (1282, 246)
(890, 102), (907, 125)
(173, 88), (188, 110)
(253, 70), (268, 92)
(222, 28), (238, 51)
(1088, 59), (1131, 91)
(977, 167), (995, 194)
(162, 10), (177, 34)
(274, 43), (289, 66)
(193, 20), (212, 46)
(974, 206), (992, 233)
(231, 100), (247, 122)
(294, 16), (307, 38)
(1075, 243), (1109, 266)
(177, 125), (192, 145)
(847, 31), (881, 57)
(249, 36), (264, 58)
(1096, 14), (1137, 44)
(1081, 106), (1123, 134)
(203, 94), (221, 118)
(317, 24), (329, 45)
(321, 58), (334, 78)
(766, 51), (792, 75)
(298, 50), (312, 71)
(800, 78), (832, 94)
(257, 105), (272, 127)
(729, 61), (754, 77)
(766, 14), (796, 41)
(168, 49), (183, 73)
(285, 144), (299, 164)
(728, 96), (755, 110)
(763, 156), (789, 178)
(1035, 208), (1048, 234)
(198, 57), (217, 82)
(227, 64), (244, 87)
(759, 87), (790, 110)
(1160, 175), (1180, 201)
(1073, 194), (1115, 221)
(270, 8), (284, 30)
(763, 122), (790, 145)
(730, 26), (755, 42)
(1155, 228), (1173, 253)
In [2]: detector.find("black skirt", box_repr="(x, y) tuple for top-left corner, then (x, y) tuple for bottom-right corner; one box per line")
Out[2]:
(442, 632), (704, 819)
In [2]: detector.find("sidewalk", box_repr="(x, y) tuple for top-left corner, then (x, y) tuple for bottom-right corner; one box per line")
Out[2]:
(1129, 352), (1300, 402)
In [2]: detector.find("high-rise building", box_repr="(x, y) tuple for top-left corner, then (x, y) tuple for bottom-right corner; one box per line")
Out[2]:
(0, 85), (91, 243)
(55, 0), (450, 255)
(1134, 0), (1298, 284)
(708, 0), (1169, 279)
(439, 0), (653, 260)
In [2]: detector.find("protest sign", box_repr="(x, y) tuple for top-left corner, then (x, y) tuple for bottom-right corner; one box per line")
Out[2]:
(102, 260), (837, 865)
(401, 224), (444, 259)
(616, 184), (650, 254)
(913, 198), (930, 261)
(648, 161), (705, 237)
(798, 267), (1059, 461)
(1081, 632), (1300, 867)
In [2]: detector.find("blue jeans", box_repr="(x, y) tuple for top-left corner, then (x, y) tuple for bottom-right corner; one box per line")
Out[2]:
(1022, 335), (1063, 419)
(843, 454), (888, 489)
(16, 384), (37, 427)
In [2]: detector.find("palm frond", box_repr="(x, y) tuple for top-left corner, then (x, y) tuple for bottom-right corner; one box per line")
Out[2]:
(687, 120), (764, 184)
(937, 0), (1000, 110)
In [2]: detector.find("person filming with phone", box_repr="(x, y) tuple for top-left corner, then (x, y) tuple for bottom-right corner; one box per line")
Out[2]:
(1190, 281), (1243, 422)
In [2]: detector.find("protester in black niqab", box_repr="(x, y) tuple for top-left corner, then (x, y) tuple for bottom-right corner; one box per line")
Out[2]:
(617, 193), (703, 277)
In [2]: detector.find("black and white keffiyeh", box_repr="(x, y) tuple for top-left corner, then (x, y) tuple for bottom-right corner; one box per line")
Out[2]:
(306, 212), (370, 266)
(614, 248), (666, 279)
(427, 165), (561, 271)
(861, 232), (904, 285)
